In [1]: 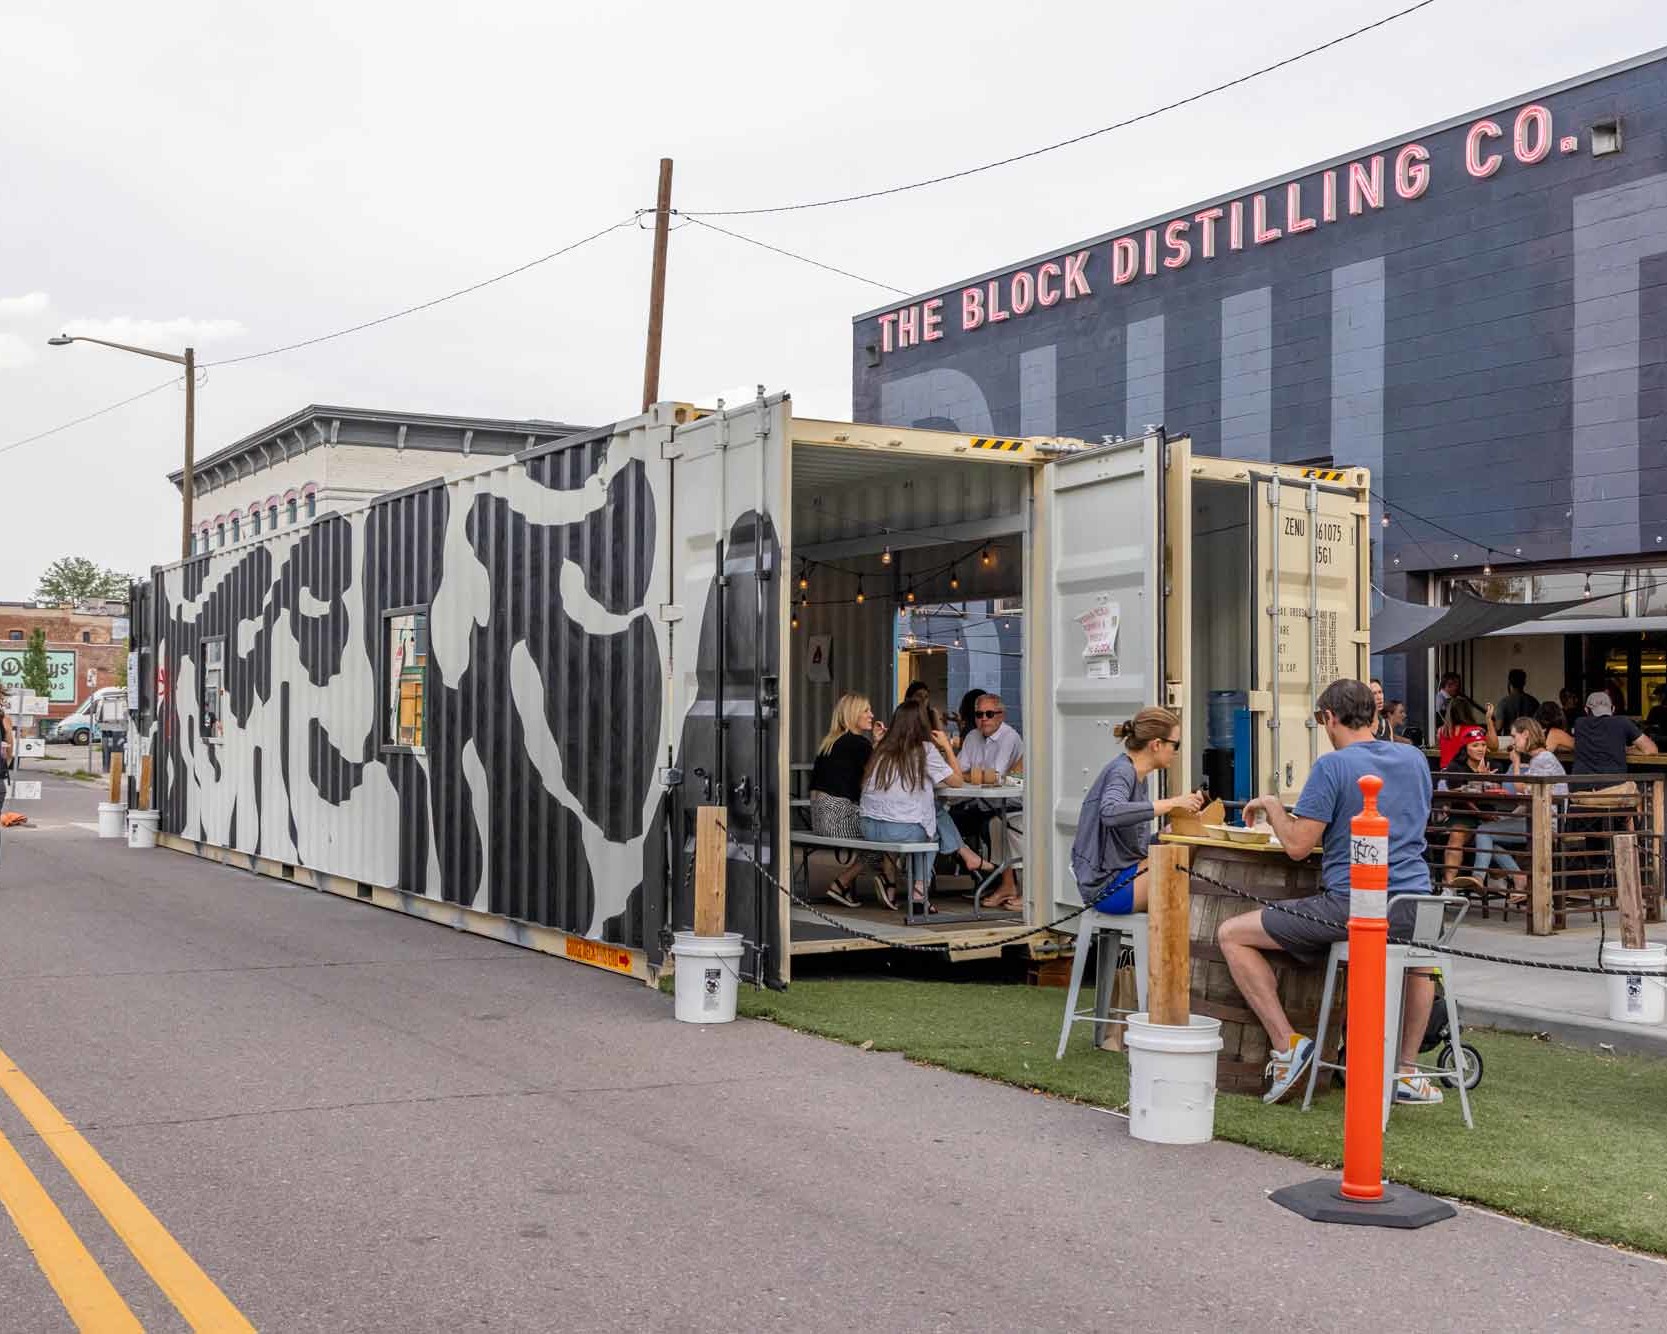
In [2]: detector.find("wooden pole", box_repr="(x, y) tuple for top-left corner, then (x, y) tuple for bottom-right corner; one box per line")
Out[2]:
(138, 754), (153, 811)
(1615, 832), (1646, 950)
(107, 750), (124, 805)
(1530, 782), (1554, 936)
(1651, 779), (1665, 924)
(1147, 843), (1191, 1026)
(694, 804), (727, 937)
(640, 158), (674, 412)
(181, 347), (196, 559)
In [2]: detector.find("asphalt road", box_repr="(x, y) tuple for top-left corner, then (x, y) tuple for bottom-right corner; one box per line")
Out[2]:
(1, 773), (1663, 1331)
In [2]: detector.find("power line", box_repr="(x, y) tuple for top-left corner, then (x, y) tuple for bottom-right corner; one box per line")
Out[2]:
(0, 376), (182, 457)
(684, 1), (1441, 218)
(204, 217), (636, 367)
(681, 215), (910, 295)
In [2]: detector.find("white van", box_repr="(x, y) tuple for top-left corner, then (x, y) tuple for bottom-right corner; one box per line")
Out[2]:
(50, 686), (123, 744)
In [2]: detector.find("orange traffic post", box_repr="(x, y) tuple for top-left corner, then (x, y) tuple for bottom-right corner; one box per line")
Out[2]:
(1270, 774), (1454, 1229)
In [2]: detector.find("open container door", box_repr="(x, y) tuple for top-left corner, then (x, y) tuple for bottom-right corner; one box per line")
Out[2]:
(1031, 435), (1165, 921)
(665, 393), (789, 985)
(1251, 469), (1371, 802)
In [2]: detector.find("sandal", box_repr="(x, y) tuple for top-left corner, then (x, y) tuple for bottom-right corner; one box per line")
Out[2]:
(826, 881), (860, 909)
(909, 890), (939, 916)
(872, 873), (898, 912)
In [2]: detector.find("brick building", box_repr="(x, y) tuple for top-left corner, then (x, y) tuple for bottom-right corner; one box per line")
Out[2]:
(852, 48), (1667, 727)
(0, 600), (129, 727)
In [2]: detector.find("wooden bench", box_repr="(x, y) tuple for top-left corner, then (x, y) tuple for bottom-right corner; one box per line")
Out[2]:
(789, 832), (940, 925)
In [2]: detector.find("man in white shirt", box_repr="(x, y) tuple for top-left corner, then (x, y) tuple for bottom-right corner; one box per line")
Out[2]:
(954, 695), (1024, 907)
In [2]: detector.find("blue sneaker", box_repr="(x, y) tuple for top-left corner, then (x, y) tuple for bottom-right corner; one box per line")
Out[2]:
(1263, 1035), (1315, 1105)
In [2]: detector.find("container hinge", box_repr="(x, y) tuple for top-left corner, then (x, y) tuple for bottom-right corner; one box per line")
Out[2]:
(657, 603), (685, 623)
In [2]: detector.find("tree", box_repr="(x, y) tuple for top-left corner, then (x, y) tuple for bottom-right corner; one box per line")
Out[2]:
(20, 629), (51, 698)
(34, 556), (131, 605)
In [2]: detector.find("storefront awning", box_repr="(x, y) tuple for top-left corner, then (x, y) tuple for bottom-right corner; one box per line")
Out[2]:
(1371, 589), (1595, 655)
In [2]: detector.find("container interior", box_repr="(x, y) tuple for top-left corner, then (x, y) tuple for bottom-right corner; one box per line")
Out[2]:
(1188, 478), (1254, 803)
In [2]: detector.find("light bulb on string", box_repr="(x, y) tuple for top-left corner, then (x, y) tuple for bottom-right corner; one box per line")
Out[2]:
(797, 565), (809, 592)
(791, 612), (800, 630)
(1583, 573), (1592, 599)
(1483, 563), (1492, 577)
(855, 579), (865, 605)
(949, 566), (960, 591)
(881, 545), (892, 566)
(980, 546), (992, 568)
(905, 588), (916, 603)
(1380, 513), (1390, 528)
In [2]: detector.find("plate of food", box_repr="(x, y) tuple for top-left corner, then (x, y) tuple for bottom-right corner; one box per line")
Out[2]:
(1204, 823), (1273, 846)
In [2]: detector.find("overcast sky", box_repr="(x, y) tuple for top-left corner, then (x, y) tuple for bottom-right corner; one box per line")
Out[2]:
(3, 0), (1662, 597)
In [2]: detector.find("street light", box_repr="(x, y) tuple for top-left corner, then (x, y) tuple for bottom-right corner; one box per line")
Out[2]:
(49, 333), (196, 560)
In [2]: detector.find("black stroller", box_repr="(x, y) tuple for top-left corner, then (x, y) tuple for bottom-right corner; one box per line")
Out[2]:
(1339, 973), (1483, 1091)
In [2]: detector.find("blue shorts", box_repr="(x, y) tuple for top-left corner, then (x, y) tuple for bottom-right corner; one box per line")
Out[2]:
(1082, 862), (1141, 915)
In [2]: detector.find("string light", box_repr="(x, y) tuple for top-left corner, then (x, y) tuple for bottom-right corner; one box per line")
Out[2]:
(797, 564), (809, 592)
(791, 611), (800, 630)
(1482, 563), (1492, 576)
(855, 578), (865, 604)
(980, 546), (992, 568)
(881, 545), (892, 565)
(1583, 573), (1592, 599)
(1380, 513), (1390, 528)
(905, 588), (916, 603)
(949, 566), (960, 591)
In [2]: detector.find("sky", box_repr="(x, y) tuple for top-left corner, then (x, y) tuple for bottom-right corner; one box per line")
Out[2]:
(3, 0), (1663, 597)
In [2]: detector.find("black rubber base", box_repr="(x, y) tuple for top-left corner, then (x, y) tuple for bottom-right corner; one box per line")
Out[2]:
(1270, 1177), (1456, 1229)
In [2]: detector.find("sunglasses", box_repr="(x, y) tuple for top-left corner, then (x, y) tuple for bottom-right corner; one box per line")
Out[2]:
(1156, 734), (1180, 747)
(973, 710), (1003, 719)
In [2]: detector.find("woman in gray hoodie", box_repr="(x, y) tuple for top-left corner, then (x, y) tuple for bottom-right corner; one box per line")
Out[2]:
(1070, 706), (1202, 913)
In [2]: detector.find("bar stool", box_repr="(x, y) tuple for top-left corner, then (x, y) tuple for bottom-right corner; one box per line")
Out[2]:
(1054, 909), (1150, 1058)
(1300, 893), (1474, 1129)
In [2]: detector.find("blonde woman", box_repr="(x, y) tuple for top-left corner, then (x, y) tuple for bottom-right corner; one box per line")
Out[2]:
(809, 692), (886, 907)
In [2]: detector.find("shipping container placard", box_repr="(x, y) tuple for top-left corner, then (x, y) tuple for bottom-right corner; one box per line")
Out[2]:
(564, 936), (636, 975)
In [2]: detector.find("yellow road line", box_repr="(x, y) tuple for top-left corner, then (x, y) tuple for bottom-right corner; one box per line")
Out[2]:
(0, 1122), (143, 1331)
(0, 1046), (254, 1333)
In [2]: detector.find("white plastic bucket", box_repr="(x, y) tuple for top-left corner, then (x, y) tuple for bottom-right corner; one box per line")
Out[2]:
(1125, 1013), (1224, 1145)
(126, 810), (160, 850)
(97, 802), (127, 839)
(671, 931), (744, 1024)
(1601, 942), (1666, 1025)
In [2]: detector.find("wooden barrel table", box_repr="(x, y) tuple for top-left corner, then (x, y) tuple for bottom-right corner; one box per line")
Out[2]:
(1162, 836), (1346, 1097)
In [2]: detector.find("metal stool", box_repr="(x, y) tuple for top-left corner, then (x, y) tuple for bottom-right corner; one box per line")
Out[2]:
(1301, 893), (1474, 1129)
(1054, 910), (1149, 1058)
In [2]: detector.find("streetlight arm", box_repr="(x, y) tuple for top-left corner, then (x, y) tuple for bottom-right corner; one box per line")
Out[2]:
(51, 334), (186, 366)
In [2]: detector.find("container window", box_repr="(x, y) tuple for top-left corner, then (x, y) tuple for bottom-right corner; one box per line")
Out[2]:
(201, 637), (226, 741)
(383, 610), (429, 750)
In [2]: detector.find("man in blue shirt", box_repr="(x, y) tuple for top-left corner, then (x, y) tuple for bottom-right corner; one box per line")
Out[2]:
(1219, 678), (1442, 1106)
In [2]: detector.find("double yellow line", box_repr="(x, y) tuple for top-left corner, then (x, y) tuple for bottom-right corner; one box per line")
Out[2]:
(0, 1043), (253, 1331)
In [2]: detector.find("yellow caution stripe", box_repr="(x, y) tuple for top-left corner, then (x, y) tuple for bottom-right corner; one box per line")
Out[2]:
(1300, 468), (1347, 481)
(970, 437), (1024, 452)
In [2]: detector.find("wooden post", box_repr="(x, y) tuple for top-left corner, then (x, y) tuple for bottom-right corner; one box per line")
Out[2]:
(107, 751), (124, 806)
(694, 805), (727, 937)
(138, 754), (153, 811)
(1651, 779), (1666, 924)
(1147, 843), (1191, 1026)
(640, 157), (674, 412)
(1530, 782), (1553, 936)
(1615, 832), (1646, 951)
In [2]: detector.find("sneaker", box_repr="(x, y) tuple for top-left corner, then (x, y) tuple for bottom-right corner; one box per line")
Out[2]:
(1263, 1035), (1315, 1105)
(825, 883), (860, 909)
(1394, 1074), (1445, 1105)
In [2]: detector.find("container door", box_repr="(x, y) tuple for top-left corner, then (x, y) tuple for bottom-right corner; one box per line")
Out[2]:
(1032, 436), (1164, 918)
(666, 395), (789, 985)
(1251, 474), (1366, 801)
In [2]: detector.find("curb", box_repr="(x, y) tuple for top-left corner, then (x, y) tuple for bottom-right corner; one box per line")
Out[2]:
(1460, 999), (1667, 1058)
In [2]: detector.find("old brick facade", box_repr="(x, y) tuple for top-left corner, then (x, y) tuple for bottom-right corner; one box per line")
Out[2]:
(0, 602), (128, 726)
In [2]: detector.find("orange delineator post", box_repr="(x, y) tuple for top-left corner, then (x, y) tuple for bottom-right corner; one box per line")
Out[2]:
(1340, 773), (1390, 1202)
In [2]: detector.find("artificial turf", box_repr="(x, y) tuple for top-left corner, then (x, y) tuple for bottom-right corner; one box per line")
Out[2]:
(734, 972), (1667, 1255)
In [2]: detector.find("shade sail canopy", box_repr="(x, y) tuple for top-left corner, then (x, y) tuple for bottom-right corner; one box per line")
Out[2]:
(1371, 588), (1596, 655)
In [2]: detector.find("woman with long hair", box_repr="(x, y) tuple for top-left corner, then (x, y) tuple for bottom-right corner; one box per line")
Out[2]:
(1460, 717), (1568, 906)
(860, 701), (995, 912)
(1534, 700), (1575, 754)
(1070, 706), (1203, 914)
(809, 692), (887, 907)
(1438, 724), (1504, 884)
(1436, 696), (1498, 768)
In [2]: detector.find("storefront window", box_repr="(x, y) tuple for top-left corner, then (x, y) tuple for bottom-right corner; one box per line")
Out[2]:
(383, 610), (428, 750)
(201, 638), (226, 740)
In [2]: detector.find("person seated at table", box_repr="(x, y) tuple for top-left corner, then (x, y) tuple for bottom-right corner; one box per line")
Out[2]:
(1439, 724), (1505, 887)
(903, 679), (932, 710)
(1534, 700), (1575, 754)
(859, 702), (995, 913)
(1070, 706), (1202, 919)
(1644, 685), (1667, 746)
(953, 694), (1026, 908)
(1559, 687), (1587, 726)
(1219, 679), (1441, 1106)
(809, 692), (888, 908)
(1465, 718), (1569, 906)
(1572, 690), (1658, 774)
(1436, 697), (1497, 768)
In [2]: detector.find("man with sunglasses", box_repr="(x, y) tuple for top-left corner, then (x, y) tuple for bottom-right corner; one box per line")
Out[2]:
(1218, 678), (1442, 1107)
(953, 695), (1024, 907)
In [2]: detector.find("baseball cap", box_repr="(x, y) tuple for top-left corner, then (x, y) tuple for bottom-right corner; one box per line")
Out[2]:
(1458, 724), (1487, 745)
(1586, 691), (1615, 717)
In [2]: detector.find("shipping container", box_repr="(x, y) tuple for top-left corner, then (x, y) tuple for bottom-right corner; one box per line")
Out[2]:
(132, 394), (1368, 986)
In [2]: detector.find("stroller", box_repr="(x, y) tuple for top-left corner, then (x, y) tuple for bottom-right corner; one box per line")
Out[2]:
(1339, 973), (1483, 1091)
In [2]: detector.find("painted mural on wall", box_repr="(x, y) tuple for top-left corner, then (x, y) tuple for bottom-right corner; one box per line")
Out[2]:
(147, 428), (669, 949)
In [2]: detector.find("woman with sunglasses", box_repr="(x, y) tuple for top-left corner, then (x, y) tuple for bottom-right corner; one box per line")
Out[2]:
(1070, 706), (1202, 915)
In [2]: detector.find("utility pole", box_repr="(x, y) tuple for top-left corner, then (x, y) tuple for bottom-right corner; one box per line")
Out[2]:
(182, 347), (196, 559)
(640, 157), (674, 412)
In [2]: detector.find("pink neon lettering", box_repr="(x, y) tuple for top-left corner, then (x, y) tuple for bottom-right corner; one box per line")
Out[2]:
(1252, 193), (1281, 245)
(878, 311), (898, 352)
(1466, 119), (1502, 178)
(1514, 103), (1551, 164)
(1194, 207), (1223, 258)
(1285, 182), (1316, 234)
(923, 298), (944, 341)
(1348, 156), (1384, 215)
(1143, 229), (1157, 277)
(1037, 261), (1062, 306)
(897, 305), (919, 346)
(1229, 201), (1244, 251)
(1010, 272), (1034, 316)
(1322, 170), (1337, 223)
(1111, 238), (1140, 285)
(1063, 250), (1091, 299)
(1394, 143), (1430, 200)
(961, 288), (983, 331)
(1162, 219), (1191, 269)
(986, 281), (1009, 323)
(1560, 135), (1579, 154)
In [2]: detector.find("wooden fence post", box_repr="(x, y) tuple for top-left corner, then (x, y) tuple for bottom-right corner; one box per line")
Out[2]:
(694, 806), (727, 937)
(1530, 782), (1553, 936)
(1615, 833), (1646, 951)
(1147, 843), (1191, 1026)
(107, 752), (124, 807)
